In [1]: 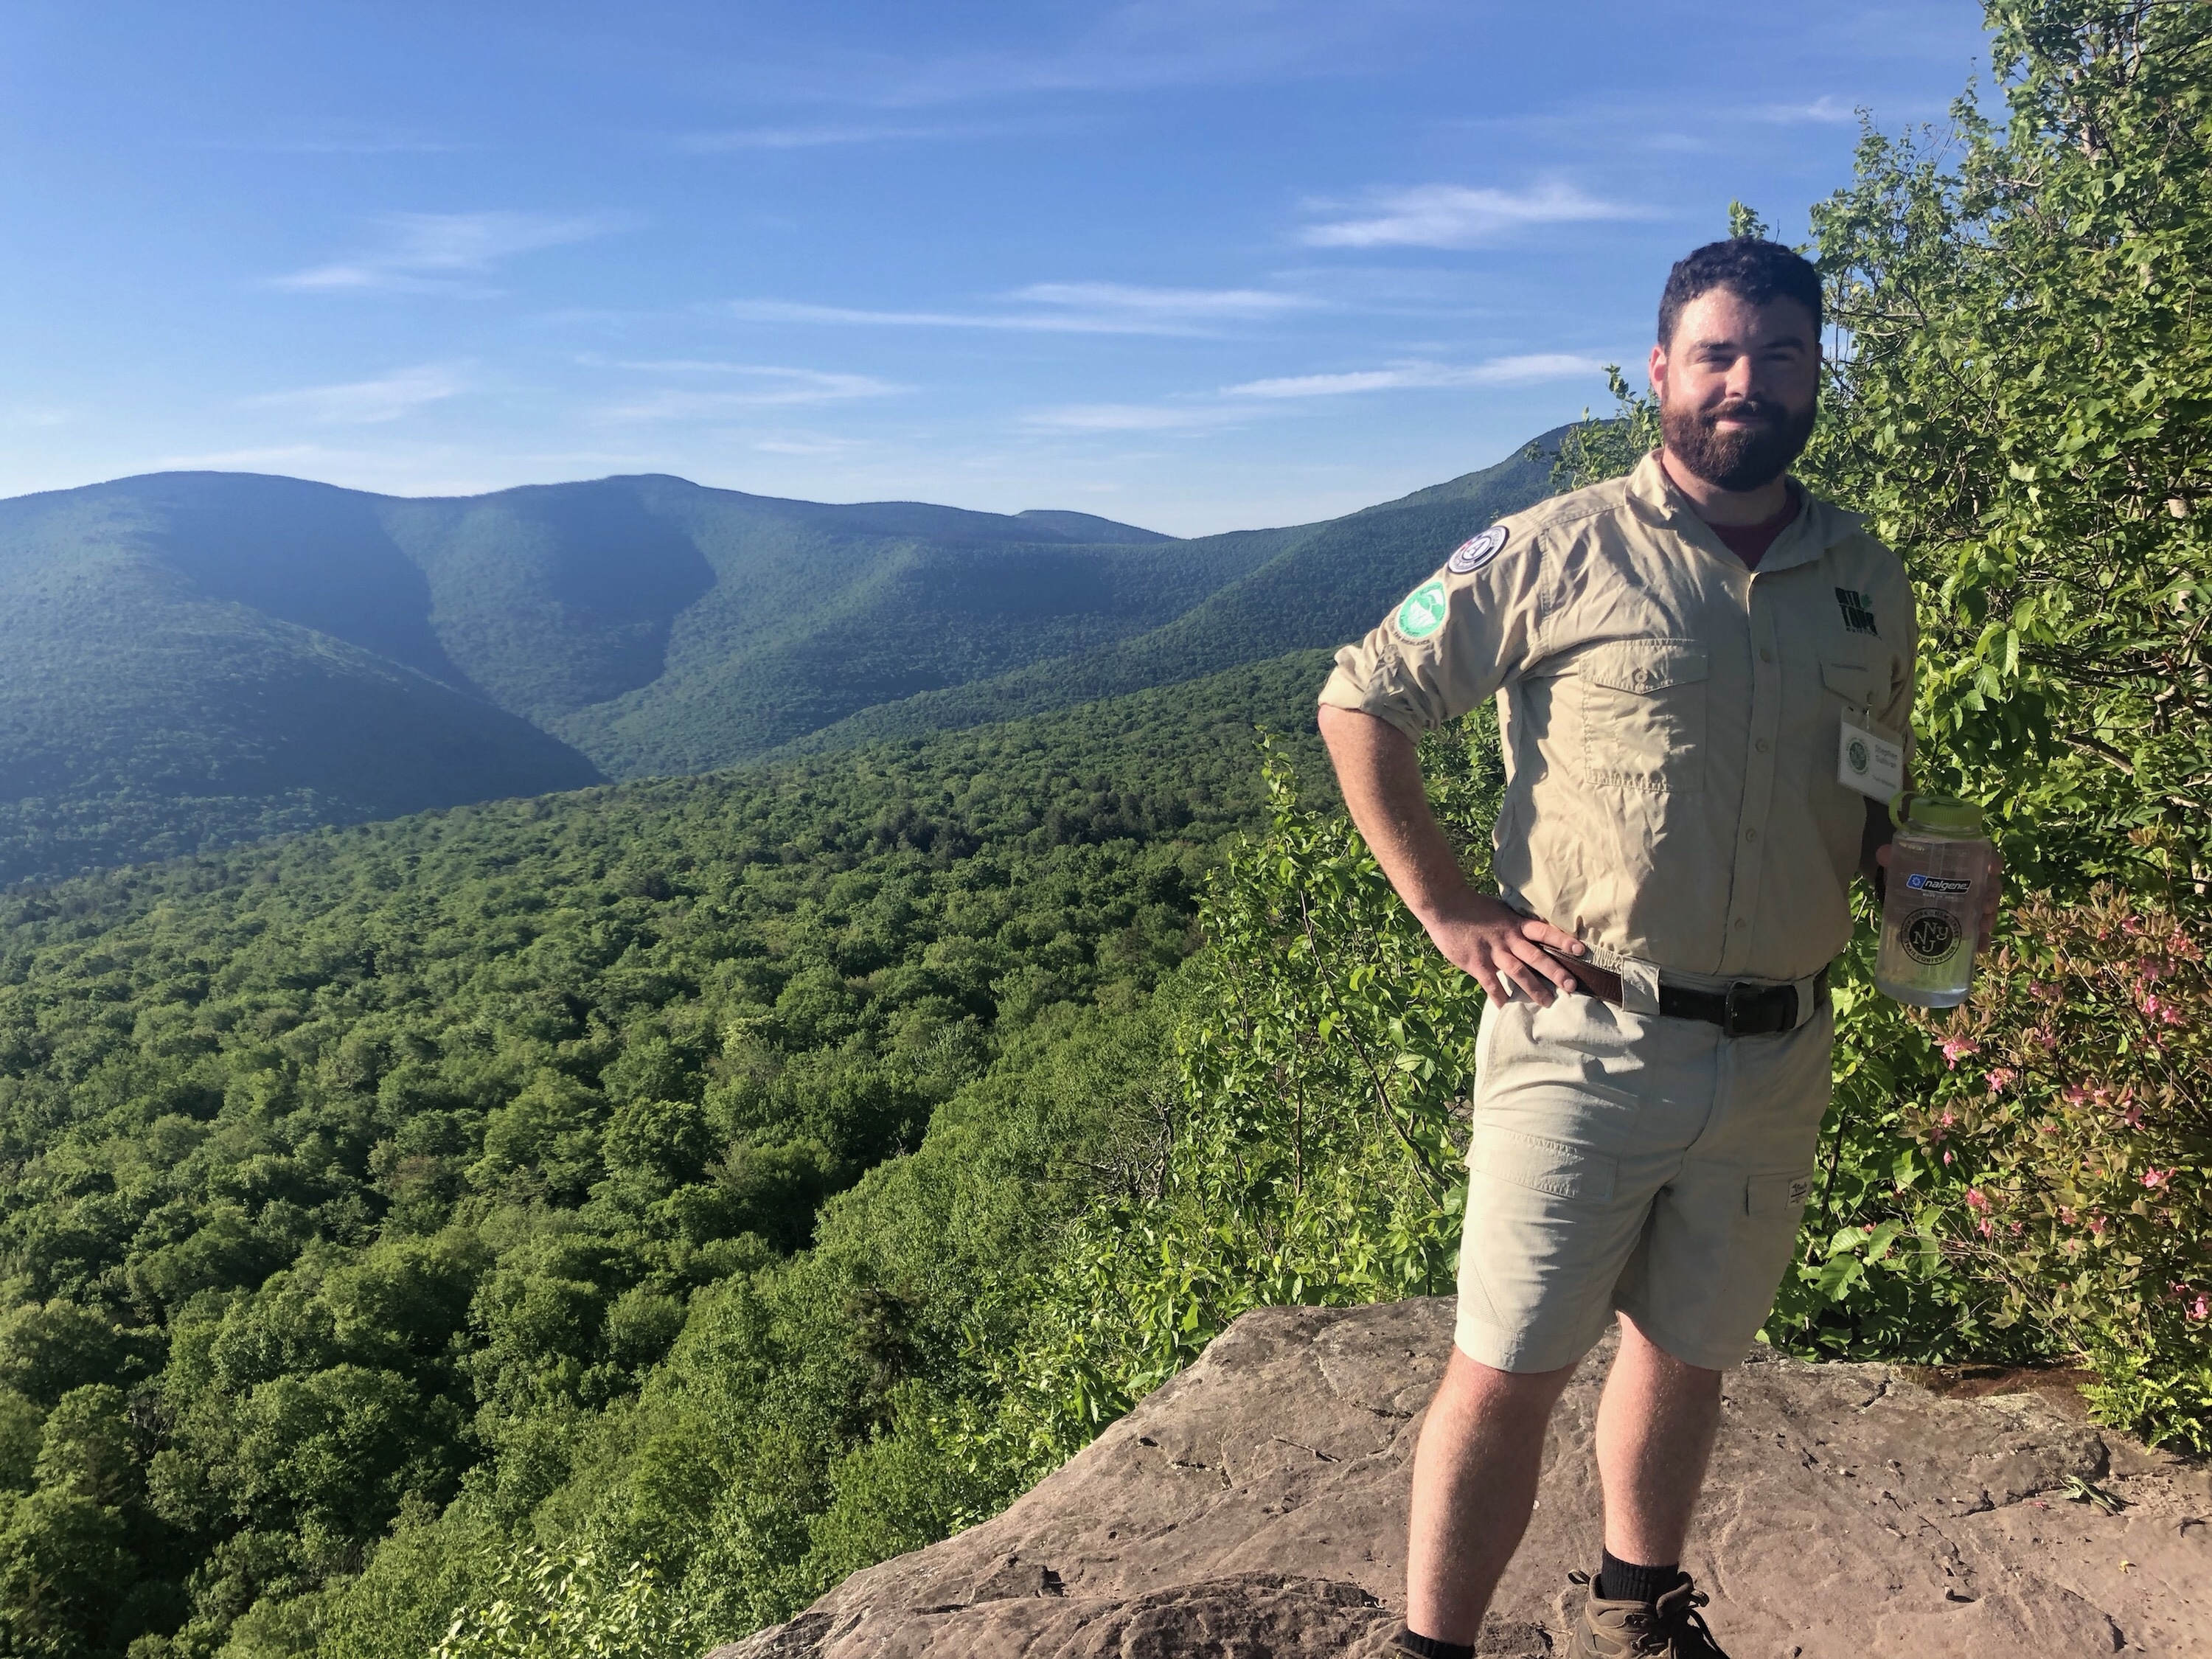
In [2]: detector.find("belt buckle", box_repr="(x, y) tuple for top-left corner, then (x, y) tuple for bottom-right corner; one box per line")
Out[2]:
(1722, 981), (1797, 1038)
(1722, 981), (1750, 1038)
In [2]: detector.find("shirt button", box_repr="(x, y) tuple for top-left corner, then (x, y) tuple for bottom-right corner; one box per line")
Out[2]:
(1760, 648), (1774, 663)
(1733, 919), (1747, 931)
(1745, 828), (1757, 842)
(1756, 738), (1770, 753)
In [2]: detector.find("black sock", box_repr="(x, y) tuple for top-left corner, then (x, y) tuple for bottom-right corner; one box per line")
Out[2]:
(1596, 1550), (1680, 1604)
(1392, 1629), (1476, 1659)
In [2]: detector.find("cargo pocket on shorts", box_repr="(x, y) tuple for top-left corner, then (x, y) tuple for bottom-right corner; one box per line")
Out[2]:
(1469, 1126), (1617, 1202)
(1678, 1169), (1820, 1366)
(1746, 1169), (1815, 1220)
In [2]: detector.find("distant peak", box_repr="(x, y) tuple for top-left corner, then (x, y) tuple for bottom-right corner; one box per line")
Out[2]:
(1014, 509), (1172, 544)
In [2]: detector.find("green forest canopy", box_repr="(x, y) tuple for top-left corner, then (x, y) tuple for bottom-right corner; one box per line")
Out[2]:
(0, 653), (1327, 1659)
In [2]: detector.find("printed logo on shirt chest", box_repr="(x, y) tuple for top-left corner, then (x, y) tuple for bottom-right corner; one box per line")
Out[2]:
(1834, 587), (1879, 636)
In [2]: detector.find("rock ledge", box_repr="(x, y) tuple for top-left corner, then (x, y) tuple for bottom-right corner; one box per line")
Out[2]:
(715, 1298), (2211, 1658)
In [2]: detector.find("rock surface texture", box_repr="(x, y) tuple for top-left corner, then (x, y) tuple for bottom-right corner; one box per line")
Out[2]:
(714, 1298), (2210, 1658)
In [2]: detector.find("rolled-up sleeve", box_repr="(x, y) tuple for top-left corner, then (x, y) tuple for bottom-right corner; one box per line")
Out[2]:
(1317, 525), (1548, 740)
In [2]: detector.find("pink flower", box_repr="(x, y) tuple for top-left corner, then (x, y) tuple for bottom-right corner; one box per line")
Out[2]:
(2194, 1296), (2210, 1321)
(2062, 1086), (2091, 1107)
(1940, 1110), (1958, 1128)
(1977, 1218), (1994, 1238)
(2087, 1214), (2108, 1234)
(1942, 1150), (1955, 1166)
(1941, 1037), (1980, 1067)
(2143, 1168), (2173, 1189)
(2143, 993), (2167, 1019)
(1965, 1188), (1990, 1210)
(1985, 1068), (2018, 1093)
(2160, 1003), (2185, 1027)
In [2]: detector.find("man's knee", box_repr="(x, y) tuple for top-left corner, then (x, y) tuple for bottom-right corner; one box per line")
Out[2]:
(1612, 1312), (1725, 1394)
(1430, 1342), (1579, 1430)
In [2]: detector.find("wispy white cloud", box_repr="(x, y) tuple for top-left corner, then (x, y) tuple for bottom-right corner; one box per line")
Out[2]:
(246, 364), (469, 424)
(723, 281), (1314, 335)
(1024, 349), (1607, 433)
(271, 211), (622, 294)
(1751, 94), (1857, 125)
(1225, 352), (1608, 397)
(1301, 180), (1635, 249)
(1016, 281), (1312, 321)
(588, 363), (906, 420)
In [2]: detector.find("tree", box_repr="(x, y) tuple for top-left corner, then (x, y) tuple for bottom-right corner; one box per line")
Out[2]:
(1808, 1), (2212, 894)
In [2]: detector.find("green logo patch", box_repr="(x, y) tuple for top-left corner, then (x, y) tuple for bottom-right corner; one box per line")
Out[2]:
(1395, 579), (1448, 641)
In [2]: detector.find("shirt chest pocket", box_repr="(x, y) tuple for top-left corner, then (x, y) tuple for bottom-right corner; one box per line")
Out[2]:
(1820, 657), (1879, 716)
(1579, 640), (1709, 793)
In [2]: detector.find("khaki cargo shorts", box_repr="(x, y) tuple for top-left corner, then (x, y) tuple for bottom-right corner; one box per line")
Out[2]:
(1453, 981), (1832, 1374)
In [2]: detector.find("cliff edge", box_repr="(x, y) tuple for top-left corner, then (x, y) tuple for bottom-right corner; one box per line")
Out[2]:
(714, 1297), (2210, 1658)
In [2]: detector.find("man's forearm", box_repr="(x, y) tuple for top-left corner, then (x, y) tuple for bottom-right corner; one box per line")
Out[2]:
(1317, 704), (1481, 926)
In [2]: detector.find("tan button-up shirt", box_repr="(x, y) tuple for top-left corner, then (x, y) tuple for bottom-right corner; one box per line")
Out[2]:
(1319, 451), (1916, 984)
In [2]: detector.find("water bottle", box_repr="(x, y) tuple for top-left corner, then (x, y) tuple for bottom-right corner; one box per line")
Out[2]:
(1875, 793), (1993, 1008)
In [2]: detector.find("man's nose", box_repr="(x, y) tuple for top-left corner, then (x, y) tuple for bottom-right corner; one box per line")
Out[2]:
(1726, 354), (1759, 400)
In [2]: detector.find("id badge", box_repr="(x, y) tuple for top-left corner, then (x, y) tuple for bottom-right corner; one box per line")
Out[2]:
(1837, 708), (1905, 800)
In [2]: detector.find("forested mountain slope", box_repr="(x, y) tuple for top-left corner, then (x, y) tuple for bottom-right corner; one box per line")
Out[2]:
(0, 434), (1555, 888)
(0, 647), (1331, 1659)
(776, 428), (1563, 755)
(0, 477), (605, 890)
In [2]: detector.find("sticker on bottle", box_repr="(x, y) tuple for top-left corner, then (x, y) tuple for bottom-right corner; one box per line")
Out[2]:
(1837, 709), (1905, 800)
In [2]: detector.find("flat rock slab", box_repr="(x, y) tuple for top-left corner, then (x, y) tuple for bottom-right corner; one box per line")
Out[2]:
(715, 1298), (2211, 1658)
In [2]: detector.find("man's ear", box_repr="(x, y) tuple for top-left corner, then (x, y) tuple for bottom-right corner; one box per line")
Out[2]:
(1647, 340), (1668, 397)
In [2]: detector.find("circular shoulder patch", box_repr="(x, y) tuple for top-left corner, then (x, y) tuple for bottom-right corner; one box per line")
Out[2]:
(1446, 524), (1510, 575)
(1394, 578), (1449, 641)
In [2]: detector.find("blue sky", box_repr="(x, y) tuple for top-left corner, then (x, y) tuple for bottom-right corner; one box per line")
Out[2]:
(1, 1), (1994, 535)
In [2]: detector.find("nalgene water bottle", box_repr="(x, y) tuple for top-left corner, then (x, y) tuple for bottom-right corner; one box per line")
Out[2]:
(1874, 793), (1993, 1008)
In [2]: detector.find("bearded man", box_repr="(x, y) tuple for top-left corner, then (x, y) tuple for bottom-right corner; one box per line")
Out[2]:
(1318, 237), (1985, 1658)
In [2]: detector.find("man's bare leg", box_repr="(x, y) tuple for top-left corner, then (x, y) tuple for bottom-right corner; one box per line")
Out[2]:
(1403, 1347), (1578, 1644)
(1593, 1312), (1724, 1569)
(1406, 1321), (1726, 1643)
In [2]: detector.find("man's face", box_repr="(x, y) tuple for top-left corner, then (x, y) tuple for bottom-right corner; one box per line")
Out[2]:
(1648, 286), (1820, 493)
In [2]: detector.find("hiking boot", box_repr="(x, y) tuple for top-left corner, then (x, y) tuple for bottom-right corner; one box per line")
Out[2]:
(1567, 1570), (1731, 1658)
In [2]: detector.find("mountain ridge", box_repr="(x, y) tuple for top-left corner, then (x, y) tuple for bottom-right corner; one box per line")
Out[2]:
(0, 430), (1568, 886)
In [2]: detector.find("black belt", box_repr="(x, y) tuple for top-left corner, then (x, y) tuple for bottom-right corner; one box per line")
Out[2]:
(1540, 948), (1828, 1038)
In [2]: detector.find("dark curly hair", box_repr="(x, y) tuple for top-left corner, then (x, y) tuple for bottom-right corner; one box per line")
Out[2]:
(1658, 237), (1822, 346)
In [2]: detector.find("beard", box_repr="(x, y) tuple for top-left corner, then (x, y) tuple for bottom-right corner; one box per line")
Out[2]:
(1660, 392), (1816, 493)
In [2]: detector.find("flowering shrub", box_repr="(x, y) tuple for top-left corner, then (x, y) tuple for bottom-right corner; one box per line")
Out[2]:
(1760, 931), (2006, 1368)
(1905, 889), (2211, 1452)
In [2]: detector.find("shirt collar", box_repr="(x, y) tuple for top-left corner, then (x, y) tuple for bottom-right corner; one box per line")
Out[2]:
(1626, 449), (1857, 577)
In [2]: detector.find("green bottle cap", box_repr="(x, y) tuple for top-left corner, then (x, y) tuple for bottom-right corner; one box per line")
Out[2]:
(1889, 792), (1983, 835)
